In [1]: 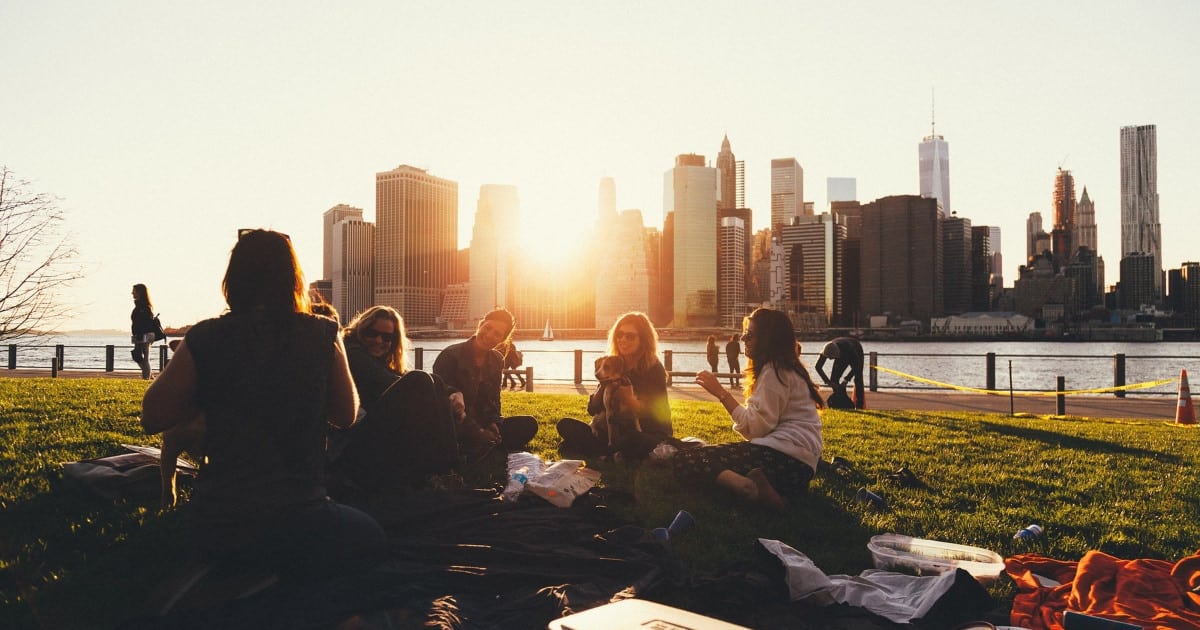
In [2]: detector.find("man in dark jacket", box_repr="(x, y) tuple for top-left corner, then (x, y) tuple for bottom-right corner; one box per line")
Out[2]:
(815, 337), (866, 409)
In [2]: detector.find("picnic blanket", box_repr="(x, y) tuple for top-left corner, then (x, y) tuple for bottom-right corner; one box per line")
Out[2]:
(1006, 550), (1200, 629)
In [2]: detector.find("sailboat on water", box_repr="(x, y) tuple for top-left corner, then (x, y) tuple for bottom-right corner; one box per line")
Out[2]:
(541, 319), (554, 341)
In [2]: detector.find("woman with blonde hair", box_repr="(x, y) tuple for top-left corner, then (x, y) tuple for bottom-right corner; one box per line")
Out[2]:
(141, 230), (382, 577)
(332, 305), (460, 498)
(556, 311), (672, 461)
(675, 307), (824, 512)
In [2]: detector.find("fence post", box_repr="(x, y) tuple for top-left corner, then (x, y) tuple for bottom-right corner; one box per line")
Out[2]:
(1113, 353), (1126, 399)
(869, 351), (878, 392)
(574, 349), (583, 385)
(986, 352), (996, 391)
(51, 358), (59, 377)
(159, 345), (168, 371)
(663, 350), (673, 385)
(525, 367), (533, 393)
(105, 345), (115, 371)
(7, 344), (14, 369)
(414, 347), (424, 371)
(1056, 376), (1066, 415)
(55, 344), (65, 370)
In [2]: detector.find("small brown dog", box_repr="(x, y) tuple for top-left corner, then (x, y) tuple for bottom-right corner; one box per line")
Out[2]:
(160, 338), (205, 509)
(590, 355), (641, 449)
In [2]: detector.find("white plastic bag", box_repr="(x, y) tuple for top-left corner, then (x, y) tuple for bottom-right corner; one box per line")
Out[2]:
(526, 459), (600, 507)
(502, 451), (545, 501)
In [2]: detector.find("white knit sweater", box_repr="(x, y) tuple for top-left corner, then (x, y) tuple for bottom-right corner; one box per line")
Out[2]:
(729, 363), (823, 471)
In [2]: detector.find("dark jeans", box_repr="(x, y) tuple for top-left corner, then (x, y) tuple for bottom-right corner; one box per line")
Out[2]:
(335, 370), (459, 492)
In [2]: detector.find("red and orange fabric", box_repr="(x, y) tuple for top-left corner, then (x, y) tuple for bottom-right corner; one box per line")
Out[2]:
(1006, 550), (1200, 629)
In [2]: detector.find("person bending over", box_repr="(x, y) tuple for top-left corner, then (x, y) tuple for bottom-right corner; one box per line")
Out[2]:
(675, 307), (825, 512)
(556, 312), (673, 461)
(432, 308), (538, 460)
(815, 336), (865, 409)
(141, 230), (382, 579)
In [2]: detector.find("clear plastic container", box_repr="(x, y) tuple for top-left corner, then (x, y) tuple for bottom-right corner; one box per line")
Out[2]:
(867, 534), (1005, 585)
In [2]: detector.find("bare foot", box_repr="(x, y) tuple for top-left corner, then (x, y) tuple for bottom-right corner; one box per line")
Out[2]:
(747, 468), (788, 512)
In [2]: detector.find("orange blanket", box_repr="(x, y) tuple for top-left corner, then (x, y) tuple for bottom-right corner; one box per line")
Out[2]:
(1006, 550), (1200, 629)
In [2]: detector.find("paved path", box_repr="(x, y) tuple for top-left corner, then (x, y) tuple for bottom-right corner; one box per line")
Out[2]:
(4, 368), (1183, 421)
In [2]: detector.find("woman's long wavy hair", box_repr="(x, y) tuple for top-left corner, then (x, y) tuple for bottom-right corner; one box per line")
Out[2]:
(132, 283), (153, 311)
(605, 312), (660, 373)
(222, 230), (308, 315)
(344, 305), (409, 374)
(742, 307), (823, 407)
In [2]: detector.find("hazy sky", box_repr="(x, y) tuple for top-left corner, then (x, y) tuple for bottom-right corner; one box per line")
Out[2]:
(3, 1), (1197, 331)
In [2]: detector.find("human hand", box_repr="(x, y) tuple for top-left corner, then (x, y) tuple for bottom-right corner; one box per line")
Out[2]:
(448, 392), (466, 421)
(695, 371), (723, 397)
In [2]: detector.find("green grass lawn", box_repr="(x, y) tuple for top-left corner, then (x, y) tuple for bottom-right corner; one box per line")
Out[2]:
(3, 378), (1200, 628)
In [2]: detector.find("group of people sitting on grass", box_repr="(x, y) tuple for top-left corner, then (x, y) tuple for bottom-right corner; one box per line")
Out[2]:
(138, 228), (843, 582)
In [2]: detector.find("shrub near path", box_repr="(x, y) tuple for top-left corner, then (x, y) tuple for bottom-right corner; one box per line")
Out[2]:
(3, 380), (1200, 628)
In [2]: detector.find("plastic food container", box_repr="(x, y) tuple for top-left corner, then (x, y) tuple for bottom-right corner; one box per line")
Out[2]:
(867, 534), (1005, 585)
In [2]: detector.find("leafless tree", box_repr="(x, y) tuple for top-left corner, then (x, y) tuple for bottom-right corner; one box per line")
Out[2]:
(0, 166), (82, 340)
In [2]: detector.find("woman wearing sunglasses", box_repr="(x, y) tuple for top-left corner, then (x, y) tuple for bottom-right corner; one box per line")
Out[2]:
(556, 311), (673, 461)
(330, 305), (461, 499)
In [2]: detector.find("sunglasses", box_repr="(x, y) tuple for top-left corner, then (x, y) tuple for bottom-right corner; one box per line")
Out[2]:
(361, 328), (396, 343)
(615, 331), (639, 341)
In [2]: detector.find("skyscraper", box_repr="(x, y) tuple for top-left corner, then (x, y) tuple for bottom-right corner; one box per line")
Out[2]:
(942, 214), (973, 315)
(375, 164), (458, 327)
(665, 154), (718, 327)
(595, 208), (651, 324)
(778, 214), (844, 327)
(322, 204), (363, 280)
(986, 225), (1003, 292)
(1120, 124), (1162, 298)
(716, 135), (737, 212)
(331, 217), (375, 323)
(770, 158), (804, 233)
(1051, 168), (1076, 269)
(1026, 212), (1044, 262)
(717, 216), (746, 328)
(860, 195), (943, 323)
(826, 177), (857, 206)
(1074, 187), (1098, 254)
(468, 184), (520, 322)
(919, 116), (950, 217)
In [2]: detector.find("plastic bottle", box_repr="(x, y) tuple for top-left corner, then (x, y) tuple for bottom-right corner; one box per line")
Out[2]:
(502, 452), (544, 501)
(1013, 524), (1044, 542)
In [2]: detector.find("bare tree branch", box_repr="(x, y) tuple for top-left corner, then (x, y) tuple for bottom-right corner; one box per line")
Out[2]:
(0, 166), (84, 340)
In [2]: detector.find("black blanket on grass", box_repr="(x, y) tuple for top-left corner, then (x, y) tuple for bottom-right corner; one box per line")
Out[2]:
(119, 488), (987, 629)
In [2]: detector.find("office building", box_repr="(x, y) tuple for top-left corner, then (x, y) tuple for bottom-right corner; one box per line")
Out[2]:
(596, 209), (651, 324)
(716, 135), (738, 212)
(986, 225), (1003, 291)
(1119, 252), (1157, 310)
(778, 214), (844, 327)
(826, 177), (857, 206)
(322, 204), (363, 281)
(1026, 212), (1044, 261)
(770, 158), (804, 233)
(1120, 124), (1162, 298)
(468, 184), (520, 322)
(970, 226), (992, 311)
(1074, 187), (1097, 254)
(1051, 168), (1076, 269)
(919, 122), (950, 217)
(375, 164), (458, 327)
(717, 216), (746, 328)
(330, 217), (375, 323)
(665, 154), (718, 327)
(860, 195), (943, 323)
(942, 214), (973, 315)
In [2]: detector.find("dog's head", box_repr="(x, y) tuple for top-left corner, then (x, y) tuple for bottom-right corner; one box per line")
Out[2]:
(594, 355), (627, 383)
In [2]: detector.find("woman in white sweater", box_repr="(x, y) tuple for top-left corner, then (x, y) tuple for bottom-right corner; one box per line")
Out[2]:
(674, 307), (825, 511)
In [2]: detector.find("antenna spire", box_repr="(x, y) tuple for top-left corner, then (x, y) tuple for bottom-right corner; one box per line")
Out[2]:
(931, 87), (936, 136)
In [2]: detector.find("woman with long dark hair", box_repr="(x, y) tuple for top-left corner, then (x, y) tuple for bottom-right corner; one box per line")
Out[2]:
(130, 283), (156, 379)
(673, 307), (824, 511)
(141, 230), (382, 577)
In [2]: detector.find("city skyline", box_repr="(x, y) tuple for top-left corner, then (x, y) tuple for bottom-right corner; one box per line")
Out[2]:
(2, 2), (1197, 330)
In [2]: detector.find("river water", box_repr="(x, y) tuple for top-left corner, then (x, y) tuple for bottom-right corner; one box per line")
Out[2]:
(12, 335), (1200, 397)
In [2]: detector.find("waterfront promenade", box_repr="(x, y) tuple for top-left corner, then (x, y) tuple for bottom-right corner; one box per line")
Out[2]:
(3, 368), (1181, 421)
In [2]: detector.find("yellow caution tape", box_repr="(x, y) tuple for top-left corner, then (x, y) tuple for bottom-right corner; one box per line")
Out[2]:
(872, 365), (1179, 397)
